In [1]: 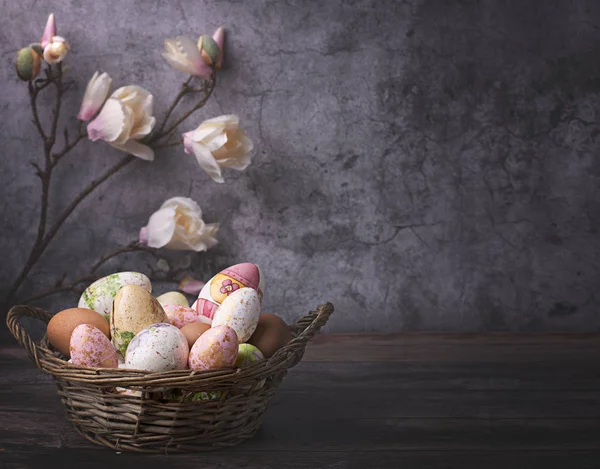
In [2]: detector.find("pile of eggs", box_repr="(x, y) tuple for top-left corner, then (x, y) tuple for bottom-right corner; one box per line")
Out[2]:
(47, 263), (292, 390)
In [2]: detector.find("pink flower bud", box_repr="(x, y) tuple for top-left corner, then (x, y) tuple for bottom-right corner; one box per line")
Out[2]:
(40, 13), (56, 49)
(212, 27), (224, 69)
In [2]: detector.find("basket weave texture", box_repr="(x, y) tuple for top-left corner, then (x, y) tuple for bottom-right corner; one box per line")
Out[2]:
(6, 302), (333, 453)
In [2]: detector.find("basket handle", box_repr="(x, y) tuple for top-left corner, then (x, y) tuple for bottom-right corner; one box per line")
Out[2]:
(295, 302), (334, 341)
(6, 305), (52, 368)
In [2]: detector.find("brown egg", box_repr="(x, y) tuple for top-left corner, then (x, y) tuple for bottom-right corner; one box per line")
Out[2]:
(180, 322), (211, 348)
(248, 313), (292, 358)
(47, 308), (110, 357)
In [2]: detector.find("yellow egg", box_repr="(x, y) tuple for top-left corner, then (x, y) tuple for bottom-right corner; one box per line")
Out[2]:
(156, 291), (189, 308)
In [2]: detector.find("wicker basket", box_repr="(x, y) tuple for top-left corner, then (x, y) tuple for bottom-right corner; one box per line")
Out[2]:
(6, 302), (333, 453)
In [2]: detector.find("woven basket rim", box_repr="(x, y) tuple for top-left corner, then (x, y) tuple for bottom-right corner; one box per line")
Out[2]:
(6, 302), (334, 388)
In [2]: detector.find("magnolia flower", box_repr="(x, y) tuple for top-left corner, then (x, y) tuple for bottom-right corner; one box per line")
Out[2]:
(40, 13), (56, 49)
(139, 197), (219, 252)
(162, 36), (212, 78)
(182, 115), (253, 183)
(87, 85), (156, 161)
(43, 36), (69, 64)
(77, 71), (112, 121)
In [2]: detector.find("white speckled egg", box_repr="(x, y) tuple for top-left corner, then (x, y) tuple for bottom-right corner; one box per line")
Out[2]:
(157, 291), (189, 308)
(212, 288), (260, 343)
(70, 324), (118, 368)
(188, 325), (238, 371)
(125, 323), (189, 372)
(78, 272), (151, 320)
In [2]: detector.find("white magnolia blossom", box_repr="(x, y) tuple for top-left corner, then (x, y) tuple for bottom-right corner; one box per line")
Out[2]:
(87, 85), (156, 161)
(43, 36), (69, 64)
(140, 197), (219, 252)
(78, 71), (112, 121)
(162, 36), (212, 78)
(182, 115), (253, 183)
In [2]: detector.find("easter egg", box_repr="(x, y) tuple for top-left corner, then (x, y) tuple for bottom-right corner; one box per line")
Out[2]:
(249, 313), (293, 358)
(188, 325), (238, 371)
(157, 291), (189, 308)
(125, 323), (189, 372)
(235, 343), (264, 367)
(47, 307), (110, 357)
(110, 284), (168, 358)
(70, 324), (118, 368)
(78, 272), (151, 321)
(212, 288), (260, 343)
(195, 263), (264, 323)
(163, 304), (199, 329)
(180, 321), (211, 348)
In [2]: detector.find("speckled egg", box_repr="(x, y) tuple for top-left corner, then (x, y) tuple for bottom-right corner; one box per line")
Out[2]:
(212, 288), (260, 343)
(111, 285), (168, 359)
(195, 263), (265, 323)
(125, 323), (188, 372)
(188, 325), (238, 371)
(70, 324), (118, 368)
(163, 304), (199, 329)
(78, 272), (151, 321)
(157, 291), (189, 308)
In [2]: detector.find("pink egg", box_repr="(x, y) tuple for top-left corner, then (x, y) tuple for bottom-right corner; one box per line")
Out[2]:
(163, 304), (199, 329)
(70, 324), (118, 368)
(188, 325), (238, 371)
(195, 298), (219, 323)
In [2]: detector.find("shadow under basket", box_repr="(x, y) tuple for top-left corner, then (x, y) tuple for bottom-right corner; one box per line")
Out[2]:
(6, 302), (333, 453)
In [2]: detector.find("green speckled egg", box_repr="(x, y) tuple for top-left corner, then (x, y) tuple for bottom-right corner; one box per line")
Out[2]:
(79, 272), (151, 318)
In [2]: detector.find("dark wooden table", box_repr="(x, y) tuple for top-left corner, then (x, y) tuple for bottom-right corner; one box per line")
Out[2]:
(1, 334), (600, 468)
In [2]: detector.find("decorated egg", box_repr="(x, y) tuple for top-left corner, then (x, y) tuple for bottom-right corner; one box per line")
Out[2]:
(188, 325), (238, 371)
(70, 324), (118, 368)
(110, 284), (168, 358)
(212, 288), (260, 343)
(157, 291), (189, 308)
(78, 272), (151, 321)
(195, 263), (264, 323)
(125, 323), (189, 372)
(249, 313), (293, 358)
(163, 304), (199, 329)
(48, 307), (110, 357)
(180, 321), (211, 348)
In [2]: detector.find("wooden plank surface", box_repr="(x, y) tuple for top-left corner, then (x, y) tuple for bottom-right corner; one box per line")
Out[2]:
(1, 334), (600, 468)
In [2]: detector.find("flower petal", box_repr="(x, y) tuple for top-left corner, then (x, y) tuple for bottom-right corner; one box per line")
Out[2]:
(109, 140), (155, 161)
(40, 13), (56, 49)
(178, 275), (205, 295)
(78, 71), (112, 121)
(145, 207), (177, 249)
(212, 27), (224, 69)
(87, 98), (127, 142)
(187, 141), (224, 183)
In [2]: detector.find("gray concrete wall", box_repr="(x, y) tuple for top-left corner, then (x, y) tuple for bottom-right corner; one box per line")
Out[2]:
(1, 0), (600, 333)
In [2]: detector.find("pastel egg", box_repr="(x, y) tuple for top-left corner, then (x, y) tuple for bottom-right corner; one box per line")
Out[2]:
(70, 324), (118, 368)
(111, 285), (168, 358)
(78, 272), (151, 320)
(195, 263), (264, 323)
(157, 291), (189, 308)
(188, 325), (238, 371)
(212, 288), (260, 343)
(125, 323), (189, 372)
(163, 304), (199, 329)
(249, 313), (293, 358)
(235, 343), (264, 367)
(47, 307), (110, 357)
(180, 321), (211, 348)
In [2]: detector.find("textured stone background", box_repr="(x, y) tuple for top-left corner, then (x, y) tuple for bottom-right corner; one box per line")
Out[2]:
(1, 0), (600, 336)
